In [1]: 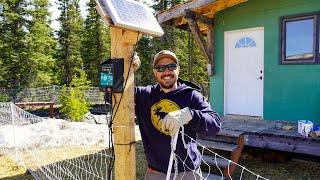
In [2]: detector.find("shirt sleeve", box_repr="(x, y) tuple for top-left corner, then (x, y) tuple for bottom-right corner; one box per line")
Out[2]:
(135, 86), (149, 120)
(135, 86), (143, 115)
(187, 90), (221, 136)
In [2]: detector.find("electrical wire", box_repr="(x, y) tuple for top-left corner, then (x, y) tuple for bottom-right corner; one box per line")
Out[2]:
(111, 32), (140, 121)
(106, 31), (140, 180)
(104, 88), (114, 180)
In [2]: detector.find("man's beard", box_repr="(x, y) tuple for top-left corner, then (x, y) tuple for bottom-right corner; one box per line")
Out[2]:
(160, 82), (175, 89)
(158, 74), (177, 90)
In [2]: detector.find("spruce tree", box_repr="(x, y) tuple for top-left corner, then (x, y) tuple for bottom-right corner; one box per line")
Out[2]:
(0, 0), (29, 91)
(82, 0), (110, 86)
(136, 0), (208, 93)
(135, 36), (154, 85)
(0, 3), (4, 84)
(136, 0), (189, 86)
(135, 0), (177, 86)
(26, 0), (57, 87)
(56, 0), (85, 85)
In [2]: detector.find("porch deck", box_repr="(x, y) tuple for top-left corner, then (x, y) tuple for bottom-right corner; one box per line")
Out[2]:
(218, 115), (320, 156)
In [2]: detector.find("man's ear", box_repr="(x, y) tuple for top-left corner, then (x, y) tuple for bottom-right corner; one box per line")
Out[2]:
(176, 66), (180, 76)
(153, 69), (157, 77)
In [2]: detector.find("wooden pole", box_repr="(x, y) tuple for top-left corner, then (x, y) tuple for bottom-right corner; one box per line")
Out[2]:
(110, 27), (140, 180)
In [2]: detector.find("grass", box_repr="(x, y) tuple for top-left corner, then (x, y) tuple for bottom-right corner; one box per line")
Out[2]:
(238, 158), (320, 180)
(0, 143), (147, 180)
(1, 144), (320, 180)
(0, 154), (33, 180)
(136, 142), (147, 179)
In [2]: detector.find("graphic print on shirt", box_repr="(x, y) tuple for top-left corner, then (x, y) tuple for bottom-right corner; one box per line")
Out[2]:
(151, 99), (180, 135)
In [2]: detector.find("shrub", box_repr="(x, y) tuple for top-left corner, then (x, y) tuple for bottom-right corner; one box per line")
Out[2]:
(59, 71), (91, 121)
(0, 93), (10, 102)
(59, 86), (89, 121)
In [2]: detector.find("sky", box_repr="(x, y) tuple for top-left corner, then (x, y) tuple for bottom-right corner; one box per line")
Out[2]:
(49, 0), (154, 30)
(49, 0), (88, 30)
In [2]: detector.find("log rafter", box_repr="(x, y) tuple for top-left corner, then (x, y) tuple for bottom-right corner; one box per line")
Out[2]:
(185, 10), (215, 74)
(157, 0), (247, 75)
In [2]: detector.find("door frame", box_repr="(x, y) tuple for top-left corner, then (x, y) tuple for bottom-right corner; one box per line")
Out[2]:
(223, 27), (264, 117)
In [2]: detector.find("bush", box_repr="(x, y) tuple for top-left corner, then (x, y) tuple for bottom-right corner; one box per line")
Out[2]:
(59, 86), (89, 121)
(0, 93), (10, 102)
(59, 71), (91, 121)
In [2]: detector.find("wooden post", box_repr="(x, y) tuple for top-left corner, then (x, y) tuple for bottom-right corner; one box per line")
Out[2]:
(110, 27), (140, 180)
(49, 103), (54, 118)
(206, 27), (214, 75)
(187, 18), (211, 64)
(224, 135), (245, 178)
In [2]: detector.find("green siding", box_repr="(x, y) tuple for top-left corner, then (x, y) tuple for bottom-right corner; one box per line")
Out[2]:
(210, 0), (320, 124)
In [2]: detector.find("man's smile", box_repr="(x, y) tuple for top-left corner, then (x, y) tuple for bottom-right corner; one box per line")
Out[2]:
(161, 75), (174, 80)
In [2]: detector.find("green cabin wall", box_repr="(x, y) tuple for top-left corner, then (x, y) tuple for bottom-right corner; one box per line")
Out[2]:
(210, 0), (320, 124)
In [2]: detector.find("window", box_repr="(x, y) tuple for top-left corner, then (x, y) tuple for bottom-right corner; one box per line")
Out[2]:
(280, 12), (320, 64)
(235, 37), (256, 48)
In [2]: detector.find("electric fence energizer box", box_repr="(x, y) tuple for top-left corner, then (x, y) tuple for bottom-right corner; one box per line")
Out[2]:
(99, 58), (124, 92)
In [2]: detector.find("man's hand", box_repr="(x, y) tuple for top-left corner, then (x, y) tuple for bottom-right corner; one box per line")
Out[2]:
(161, 107), (192, 136)
(132, 52), (141, 72)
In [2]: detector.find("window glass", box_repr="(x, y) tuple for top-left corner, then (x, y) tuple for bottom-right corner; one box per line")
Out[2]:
(239, 38), (246, 46)
(285, 18), (314, 60)
(235, 42), (241, 48)
(235, 37), (256, 48)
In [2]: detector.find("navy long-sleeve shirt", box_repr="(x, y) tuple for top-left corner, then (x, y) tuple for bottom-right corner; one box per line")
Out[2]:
(135, 79), (221, 173)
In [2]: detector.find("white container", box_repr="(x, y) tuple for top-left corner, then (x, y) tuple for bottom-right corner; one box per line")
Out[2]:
(298, 120), (313, 137)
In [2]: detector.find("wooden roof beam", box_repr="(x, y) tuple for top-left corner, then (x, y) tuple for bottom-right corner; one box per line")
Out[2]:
(157, 0), (218, 24)
(186, 18), (211, 65)
(186, 14), (215, 75)
(185, 9), (214, 26)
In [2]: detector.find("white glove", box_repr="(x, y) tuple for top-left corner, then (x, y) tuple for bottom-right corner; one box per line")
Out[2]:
(132, 52), (141, 72)
(161, 107), (192, 136)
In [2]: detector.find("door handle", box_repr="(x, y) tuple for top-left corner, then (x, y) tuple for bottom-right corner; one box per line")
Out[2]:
(257, 76), (262, 80)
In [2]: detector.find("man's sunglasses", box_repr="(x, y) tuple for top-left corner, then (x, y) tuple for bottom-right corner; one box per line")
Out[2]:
(154, 63), (178, 72)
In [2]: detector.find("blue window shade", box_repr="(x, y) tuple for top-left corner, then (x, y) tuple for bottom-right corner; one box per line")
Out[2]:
(235, 37), (256, 48)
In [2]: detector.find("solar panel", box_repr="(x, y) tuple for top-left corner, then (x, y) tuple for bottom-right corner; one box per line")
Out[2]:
(96, 0), (164, 37)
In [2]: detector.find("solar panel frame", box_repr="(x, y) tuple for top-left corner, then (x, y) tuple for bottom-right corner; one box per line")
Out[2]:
(96, 0), (164, 37)
(95, 0), (113, 26)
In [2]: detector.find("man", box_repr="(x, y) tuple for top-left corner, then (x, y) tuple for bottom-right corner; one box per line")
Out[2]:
(133, 50), (221, 179)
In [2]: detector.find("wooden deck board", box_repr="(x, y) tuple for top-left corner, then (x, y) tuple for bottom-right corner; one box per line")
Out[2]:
(222, 118), (276, 133)
(214, 116), (320, 156)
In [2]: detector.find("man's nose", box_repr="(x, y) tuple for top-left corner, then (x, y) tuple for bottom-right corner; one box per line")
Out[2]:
(162, 68), (173, 73)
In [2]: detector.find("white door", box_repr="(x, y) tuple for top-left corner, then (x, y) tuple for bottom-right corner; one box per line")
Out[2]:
(224, 27), (264, 117)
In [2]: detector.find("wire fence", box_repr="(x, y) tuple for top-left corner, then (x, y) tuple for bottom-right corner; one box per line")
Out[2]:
(0, 82), (211, 104)
(0, 103), (269, 180)
(0, 86), (105, 104)
(166, 129), (269, 180)
(0, 102), (112, 180)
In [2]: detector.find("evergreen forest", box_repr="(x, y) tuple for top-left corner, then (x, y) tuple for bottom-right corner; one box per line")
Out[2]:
(0, 0), (209, 92)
